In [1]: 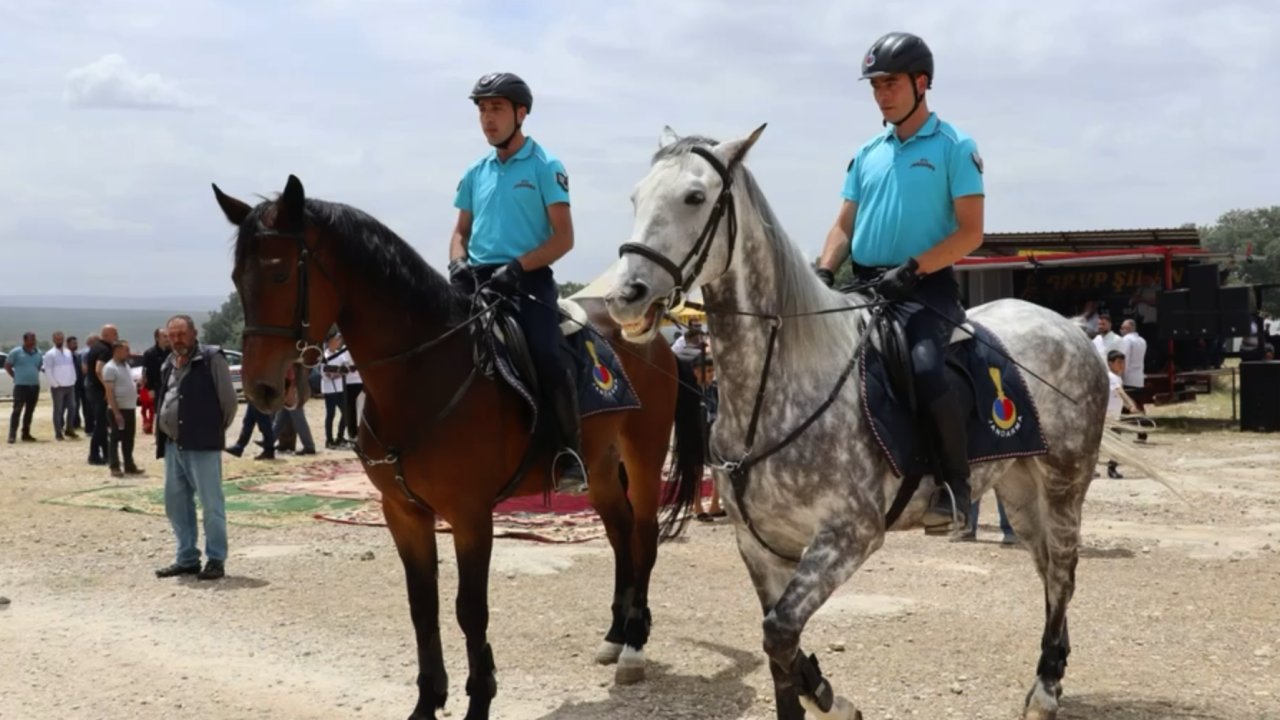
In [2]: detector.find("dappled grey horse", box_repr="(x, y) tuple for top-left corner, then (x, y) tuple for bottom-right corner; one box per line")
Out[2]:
(605, 125), (1110, 720)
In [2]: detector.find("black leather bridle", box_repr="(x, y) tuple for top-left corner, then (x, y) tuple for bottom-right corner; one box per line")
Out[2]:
(617, 144), (740, 309)
(239, 226), (331, 368)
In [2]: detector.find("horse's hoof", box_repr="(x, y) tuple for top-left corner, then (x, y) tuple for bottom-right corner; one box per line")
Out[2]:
(799, 695), (859, 719)
(1023, 679), (1060, 720)
(614, 645), (646, 685)
(595, 640), (624, 665)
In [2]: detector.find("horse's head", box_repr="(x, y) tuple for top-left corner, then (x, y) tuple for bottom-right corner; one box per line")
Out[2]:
(607, 124), (766, 342)
(213, 175), (331, 412)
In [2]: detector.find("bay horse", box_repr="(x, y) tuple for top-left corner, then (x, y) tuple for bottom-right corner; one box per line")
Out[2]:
(213, 175), (705, 720)
(605, 126), (1112, 720)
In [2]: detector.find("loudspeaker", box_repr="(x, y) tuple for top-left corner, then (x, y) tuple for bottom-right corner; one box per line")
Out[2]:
(1218, 285), (1253, 336)
(1187, 311), (1220, 337)
(1157, 289), (1190, 339)
(1240, 361), (1280, 432)
(1186, 263), (1219, 311)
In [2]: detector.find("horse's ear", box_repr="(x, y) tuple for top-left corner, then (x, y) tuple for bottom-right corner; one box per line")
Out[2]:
(659, 125), (680, 149)
(212, 184), (251, 227)
(277, 174), (306, 228)
(713, 123), (768, 168)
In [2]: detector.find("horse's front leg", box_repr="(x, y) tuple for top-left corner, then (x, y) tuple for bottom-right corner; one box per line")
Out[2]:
(758, 518), (878, 720)
(452, 508), (497, 720)
(384, 500), (449, 720)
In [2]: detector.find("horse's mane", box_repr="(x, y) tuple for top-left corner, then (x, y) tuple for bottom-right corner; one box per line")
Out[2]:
(235, 198), (461, 318)
(653, 136), (859, 364)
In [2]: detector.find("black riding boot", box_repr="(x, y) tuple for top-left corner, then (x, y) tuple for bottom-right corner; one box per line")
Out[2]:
(552, 369), (587, 494)
(922, 389), (972, 535)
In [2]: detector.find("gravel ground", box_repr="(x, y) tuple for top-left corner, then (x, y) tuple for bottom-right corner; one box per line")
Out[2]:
(1, 402), (1278, 720)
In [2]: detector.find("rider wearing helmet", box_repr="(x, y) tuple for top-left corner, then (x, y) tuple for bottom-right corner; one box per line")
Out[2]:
(815, 33), (985, 535)
(448, 72), (587, 492)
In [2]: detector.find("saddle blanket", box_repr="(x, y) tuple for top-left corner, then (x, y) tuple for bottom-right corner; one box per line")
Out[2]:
(860, 320), (1048, 478)
(492, 326), (641, 423)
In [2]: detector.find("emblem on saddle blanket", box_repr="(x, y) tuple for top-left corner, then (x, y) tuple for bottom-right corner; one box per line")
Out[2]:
(489, 327), (641, 424)
(859, 320), (1048, 478)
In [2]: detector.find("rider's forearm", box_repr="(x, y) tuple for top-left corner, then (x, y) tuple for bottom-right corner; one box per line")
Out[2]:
(915, 227), (983, 275)
(519, 230), (573, 271)
(817, 226), (851, 272)
(449, 231), (469, 263)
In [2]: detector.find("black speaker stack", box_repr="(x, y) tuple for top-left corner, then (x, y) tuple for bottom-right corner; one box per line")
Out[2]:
(1240, 361), (1280, 432)
(1156, 263), (1255, 339)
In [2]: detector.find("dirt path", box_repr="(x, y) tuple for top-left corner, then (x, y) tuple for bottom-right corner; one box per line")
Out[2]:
(2, 404), (1278, 719)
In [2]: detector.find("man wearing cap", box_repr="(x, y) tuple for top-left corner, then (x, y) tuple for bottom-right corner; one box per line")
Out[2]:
(446, 71), (586, 492)
(815, 32), (986, 535)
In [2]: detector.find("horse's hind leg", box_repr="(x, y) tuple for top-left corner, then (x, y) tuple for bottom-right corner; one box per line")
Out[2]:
(384, 501), (449, 720)
(451, 508), (498, 720)
(1000, 468), (1084, 720)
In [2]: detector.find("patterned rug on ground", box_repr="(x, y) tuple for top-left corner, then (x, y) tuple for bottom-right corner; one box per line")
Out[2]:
(252, 459), (709, 544)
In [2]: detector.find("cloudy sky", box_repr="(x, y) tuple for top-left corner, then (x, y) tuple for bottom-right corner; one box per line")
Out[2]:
(1, 0), (1276, 299)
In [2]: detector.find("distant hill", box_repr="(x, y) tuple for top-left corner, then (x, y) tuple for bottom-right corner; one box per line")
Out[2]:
(0, 305), (218, 351)
(0, 295), (224, 311)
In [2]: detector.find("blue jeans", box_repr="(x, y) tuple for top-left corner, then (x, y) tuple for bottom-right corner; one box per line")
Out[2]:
(969, 497), (1015, 537)
(163, 442), (228, 565)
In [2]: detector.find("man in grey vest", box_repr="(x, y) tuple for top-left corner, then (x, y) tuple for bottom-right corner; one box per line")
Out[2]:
(153, 315), (238, 581)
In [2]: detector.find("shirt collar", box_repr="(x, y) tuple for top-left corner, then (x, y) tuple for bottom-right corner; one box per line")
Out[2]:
(486, 137), (537, 165)
(885, 112), (941, 145)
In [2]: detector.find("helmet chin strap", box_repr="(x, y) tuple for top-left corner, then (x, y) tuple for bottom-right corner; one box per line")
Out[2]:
(493, 123), (522, 150)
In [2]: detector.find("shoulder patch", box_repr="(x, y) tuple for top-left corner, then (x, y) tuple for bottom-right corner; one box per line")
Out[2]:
(971, 151), (984, 174)
(556, 171), (569, 192)
(846, 157), (855, 173)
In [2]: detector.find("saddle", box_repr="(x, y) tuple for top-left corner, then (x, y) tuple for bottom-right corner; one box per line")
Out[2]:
(471, 293), (640, 436)
(860, 308), (1049, 481)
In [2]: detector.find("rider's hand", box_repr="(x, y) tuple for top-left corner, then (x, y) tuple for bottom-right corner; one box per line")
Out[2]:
(448, 258), (476, 295)
(489, 260), (526, 297)
(814, 266), (835, 288)
(878, 258), (922, 301)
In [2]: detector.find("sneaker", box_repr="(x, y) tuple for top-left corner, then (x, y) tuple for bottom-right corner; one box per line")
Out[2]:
(20, 434), (37, 442)
(155, 562), (201, 578)
(197, 560), (225, 581)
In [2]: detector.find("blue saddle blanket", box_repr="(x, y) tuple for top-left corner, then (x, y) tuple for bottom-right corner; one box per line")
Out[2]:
(490, 325), (641, 428)
(860, 320), (1049, 478)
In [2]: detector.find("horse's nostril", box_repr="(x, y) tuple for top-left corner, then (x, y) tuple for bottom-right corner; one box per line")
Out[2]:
(623, 282), (648, 303)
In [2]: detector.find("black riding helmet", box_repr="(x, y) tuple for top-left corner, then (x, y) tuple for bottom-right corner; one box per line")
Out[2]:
(861, 32), (933, 125)
(469, 72), (533, 113)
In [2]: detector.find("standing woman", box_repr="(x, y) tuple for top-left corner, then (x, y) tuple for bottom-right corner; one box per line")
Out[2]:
(342, 346), (363, 445)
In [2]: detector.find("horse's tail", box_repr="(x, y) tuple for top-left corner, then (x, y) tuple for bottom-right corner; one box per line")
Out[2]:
(1098, 426), (1189, 503)
(658, 357), (707, 541)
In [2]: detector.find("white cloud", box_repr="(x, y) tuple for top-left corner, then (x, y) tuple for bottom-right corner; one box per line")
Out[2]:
(64, 54), (202, 110)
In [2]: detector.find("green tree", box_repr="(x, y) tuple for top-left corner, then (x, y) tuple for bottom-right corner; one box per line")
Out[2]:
(557, 281), (587, 298)
(1201, 206), (1280, 313)
(203, 291), (244, 350)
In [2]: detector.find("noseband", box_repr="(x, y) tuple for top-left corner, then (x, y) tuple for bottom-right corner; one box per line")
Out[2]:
(240, 226), (330, 368)
(617, 145), (739, 307)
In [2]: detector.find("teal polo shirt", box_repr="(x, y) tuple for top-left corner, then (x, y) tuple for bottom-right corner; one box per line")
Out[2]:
(842, 113), (984, 267)
(5, 345), (43, 386)
(454, 137), (570, 266)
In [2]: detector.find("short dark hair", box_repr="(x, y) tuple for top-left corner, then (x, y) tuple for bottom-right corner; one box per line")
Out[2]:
(1106, 350), (1126, 364)
(166, 314), (197, 333)
(154, 327), (164, 341)
(67, 336), (77, 342)
(22, 331), (35, 340)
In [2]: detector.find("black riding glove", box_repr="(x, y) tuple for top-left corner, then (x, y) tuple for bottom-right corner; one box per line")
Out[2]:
(878, 258), (922, 301)
(448, 258), (476, 295)
(814, 267), (835, 288)
(489, 260), (526, 297)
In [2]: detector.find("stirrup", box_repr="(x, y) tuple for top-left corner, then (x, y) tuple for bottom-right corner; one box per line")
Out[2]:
(923, 483), (965, 535)
(552, 448), (588, 493)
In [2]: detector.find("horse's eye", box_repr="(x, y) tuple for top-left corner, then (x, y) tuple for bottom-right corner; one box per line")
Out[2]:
(684, 190), (706, 206)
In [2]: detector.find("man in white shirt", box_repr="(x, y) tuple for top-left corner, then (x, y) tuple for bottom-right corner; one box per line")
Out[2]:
(43, 331), (79, 440)
(1091, 313), (1123, 359)
(1118, 319), (1149, 442)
